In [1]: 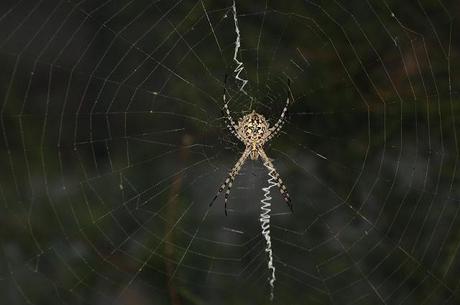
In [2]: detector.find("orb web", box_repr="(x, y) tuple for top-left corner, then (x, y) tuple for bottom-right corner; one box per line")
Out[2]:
(0, 0), (459, 304)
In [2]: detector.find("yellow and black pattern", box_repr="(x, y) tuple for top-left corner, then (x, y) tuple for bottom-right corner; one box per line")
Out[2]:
(210, 79), (292, 214)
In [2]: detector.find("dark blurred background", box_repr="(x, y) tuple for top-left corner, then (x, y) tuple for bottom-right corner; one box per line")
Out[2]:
(1, 0), (460, 304)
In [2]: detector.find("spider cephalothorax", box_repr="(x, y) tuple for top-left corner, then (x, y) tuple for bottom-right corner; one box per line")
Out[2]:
(210, 77), (293, 215)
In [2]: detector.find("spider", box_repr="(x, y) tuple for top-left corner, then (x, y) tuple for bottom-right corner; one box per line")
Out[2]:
(210, 76), (293, 215)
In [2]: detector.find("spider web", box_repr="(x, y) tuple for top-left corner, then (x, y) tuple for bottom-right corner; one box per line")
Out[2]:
(1, 0), (460, 304)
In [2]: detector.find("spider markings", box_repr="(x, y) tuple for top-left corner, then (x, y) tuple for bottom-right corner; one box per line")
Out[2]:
(210, 78), (293, 215)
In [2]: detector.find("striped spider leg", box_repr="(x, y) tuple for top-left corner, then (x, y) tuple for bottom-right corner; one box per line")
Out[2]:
(258, 148), (292, 210)
(222, 74), (243, 142)
(210, 148), (250, 216)
(210, 78), (293, 215)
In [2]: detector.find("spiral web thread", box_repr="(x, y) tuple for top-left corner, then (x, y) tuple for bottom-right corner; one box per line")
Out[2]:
(260, 159), (278, 301)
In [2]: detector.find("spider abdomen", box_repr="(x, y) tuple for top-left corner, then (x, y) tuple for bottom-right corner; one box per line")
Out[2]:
(237, 111), (269, 147)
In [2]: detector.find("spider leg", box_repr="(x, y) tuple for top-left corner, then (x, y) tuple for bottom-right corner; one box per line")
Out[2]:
(222, 74), (243, 141)
(210, 149), (250, 215)
(266, 78), (291, 142)
(259, 148), (293, 212)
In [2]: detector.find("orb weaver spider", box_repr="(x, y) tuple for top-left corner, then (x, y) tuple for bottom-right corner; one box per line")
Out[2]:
(210, 76), (293, 215)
